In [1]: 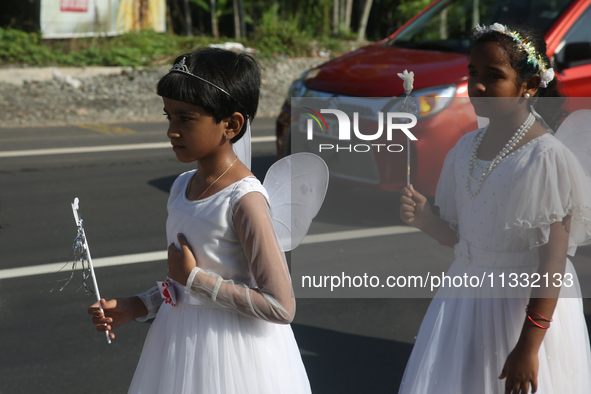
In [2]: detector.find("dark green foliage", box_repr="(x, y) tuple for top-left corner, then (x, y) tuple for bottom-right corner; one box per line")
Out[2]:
(0, 26), (357, 66)
(0, 0), (426, 66)
(0, 28), (206, 67)
(0, 0), (38, 32)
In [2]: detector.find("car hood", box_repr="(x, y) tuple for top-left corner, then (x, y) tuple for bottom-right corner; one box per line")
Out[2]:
(305, 44), (469, 96)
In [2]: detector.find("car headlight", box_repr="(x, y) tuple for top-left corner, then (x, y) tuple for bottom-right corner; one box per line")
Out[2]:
(403, 84), (456, 119)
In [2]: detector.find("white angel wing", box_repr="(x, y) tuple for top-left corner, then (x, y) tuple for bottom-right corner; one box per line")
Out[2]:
(263, 152), (329, 251)
(555, 109), (591, 177)
(233, 119), (252, 170)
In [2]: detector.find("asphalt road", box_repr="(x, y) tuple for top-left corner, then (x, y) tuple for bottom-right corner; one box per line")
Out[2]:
(0, 119), (590, 393)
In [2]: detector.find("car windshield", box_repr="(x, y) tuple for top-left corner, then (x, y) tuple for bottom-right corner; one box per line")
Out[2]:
(389, 0), (574, 53)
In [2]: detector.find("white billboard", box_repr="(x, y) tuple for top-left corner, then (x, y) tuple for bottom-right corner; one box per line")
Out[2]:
(40, 0), (166, 39)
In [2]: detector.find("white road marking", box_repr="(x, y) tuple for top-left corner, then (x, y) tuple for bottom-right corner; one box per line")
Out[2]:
(75, 124), (137, 135)
(0, 251), (168, 280)
(301, 226), (419, 244)
(0, 136), (276, 158)
(0, 226), (420, 279)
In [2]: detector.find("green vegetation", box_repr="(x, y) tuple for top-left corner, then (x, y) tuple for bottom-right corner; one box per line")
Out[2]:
(0, 0), (423, 67)
(0, 26), (360, 67)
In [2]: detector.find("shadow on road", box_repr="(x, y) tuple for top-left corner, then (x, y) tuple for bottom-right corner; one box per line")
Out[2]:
(292, 323), (412, 393)
(147, 155), (278, 194)
(147, 154), (414, 229)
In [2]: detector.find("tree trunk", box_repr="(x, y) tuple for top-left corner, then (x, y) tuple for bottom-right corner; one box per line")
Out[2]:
(472, 0), (480, 27)
(210, 0), (219, 39)
(172, 0), (186, 34)
(139, 0), (150, 29)
(233, 0), (241, 38)
(439, 7), (448, 40)
(166, 3), (174, 34)
(239, 0), (246, 38)
(345, 0), (353, 30)
(333, 0), (339, 35)
(357, 0), (373, 41)
(183, 0), (192, 36)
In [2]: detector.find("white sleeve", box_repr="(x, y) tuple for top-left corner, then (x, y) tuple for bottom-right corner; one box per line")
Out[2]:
(135, 286), (163, 322)
(184, 191), (295, 324)
(504, 142), (591, 255)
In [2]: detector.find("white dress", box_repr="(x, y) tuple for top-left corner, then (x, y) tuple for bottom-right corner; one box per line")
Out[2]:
(129, 172), (311, 394)
(399, 131), (591, 393)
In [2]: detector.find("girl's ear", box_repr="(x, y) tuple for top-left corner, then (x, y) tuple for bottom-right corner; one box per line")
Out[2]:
(523, 74), (541, 97)
(224, 112), (245, 141)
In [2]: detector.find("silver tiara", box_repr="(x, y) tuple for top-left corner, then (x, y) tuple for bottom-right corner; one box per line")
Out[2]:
(169, 57), (245, 107)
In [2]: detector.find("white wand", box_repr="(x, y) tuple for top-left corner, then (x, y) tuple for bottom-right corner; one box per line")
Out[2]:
(397, 69), (417, 189)
(71, 197), (111, 344)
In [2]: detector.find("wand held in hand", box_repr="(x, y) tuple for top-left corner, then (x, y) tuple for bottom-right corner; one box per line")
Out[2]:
(71, 197), (111, 344)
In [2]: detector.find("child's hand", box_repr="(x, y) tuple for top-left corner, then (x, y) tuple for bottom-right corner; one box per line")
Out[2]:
(167, 233), (197, 285)
(399, 184), (433, 230)
(87, 297), (144, 340)
(499, 344), (539, 393)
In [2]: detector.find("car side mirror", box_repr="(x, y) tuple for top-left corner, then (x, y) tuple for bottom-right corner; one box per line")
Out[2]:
(556, 42), (591, 71)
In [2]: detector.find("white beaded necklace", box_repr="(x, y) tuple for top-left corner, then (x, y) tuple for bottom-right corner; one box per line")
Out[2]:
(466, 112), (535, 196)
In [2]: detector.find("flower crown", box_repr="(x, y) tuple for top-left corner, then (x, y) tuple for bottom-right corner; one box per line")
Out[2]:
(473, 23), (555, 88)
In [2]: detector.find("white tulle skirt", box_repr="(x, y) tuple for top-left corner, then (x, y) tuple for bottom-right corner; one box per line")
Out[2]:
(128, 303), (311, 394)
(399, 258), (591, 394)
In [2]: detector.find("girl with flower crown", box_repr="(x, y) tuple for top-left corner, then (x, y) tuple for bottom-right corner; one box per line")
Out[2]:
(399, 24), (591, 394)
(88, 48), (311, 394)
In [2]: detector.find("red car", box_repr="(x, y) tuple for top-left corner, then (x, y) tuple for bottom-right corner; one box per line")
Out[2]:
(277, 0), (591, 196)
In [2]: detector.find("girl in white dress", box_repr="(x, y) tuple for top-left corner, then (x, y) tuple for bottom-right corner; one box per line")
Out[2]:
(88, 48), (311, 394)
(399, 24), (591, 394)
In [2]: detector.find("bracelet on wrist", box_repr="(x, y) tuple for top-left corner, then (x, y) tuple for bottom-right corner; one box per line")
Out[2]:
(525, 305), (552, 329)
(439, 232), (456, 247)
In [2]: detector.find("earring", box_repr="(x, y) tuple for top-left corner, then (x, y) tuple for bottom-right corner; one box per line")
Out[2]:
(525, 93), (531, 98)
(225, 134), (229, 142)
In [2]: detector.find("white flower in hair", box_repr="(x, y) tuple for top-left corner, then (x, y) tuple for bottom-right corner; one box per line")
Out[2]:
(539, 68), (555, 88)
(490, 23), (506, 33)
(397, 69), (414, 93)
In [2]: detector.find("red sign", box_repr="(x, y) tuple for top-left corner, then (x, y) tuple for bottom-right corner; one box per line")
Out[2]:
(60, 0), (88, 12)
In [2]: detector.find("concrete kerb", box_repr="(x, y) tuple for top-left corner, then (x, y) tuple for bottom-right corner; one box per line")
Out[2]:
(0, 66), (135, 86)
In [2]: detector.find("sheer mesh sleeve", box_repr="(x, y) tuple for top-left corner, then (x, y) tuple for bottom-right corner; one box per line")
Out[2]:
(136, 286), (163, 322)
(184, 191), (295, 324)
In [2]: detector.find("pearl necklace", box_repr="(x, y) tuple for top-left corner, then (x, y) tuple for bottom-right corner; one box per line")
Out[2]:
(466, 112), (535, 196)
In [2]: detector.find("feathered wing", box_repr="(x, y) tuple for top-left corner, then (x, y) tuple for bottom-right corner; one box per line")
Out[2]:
(263, 153), (329, 251)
